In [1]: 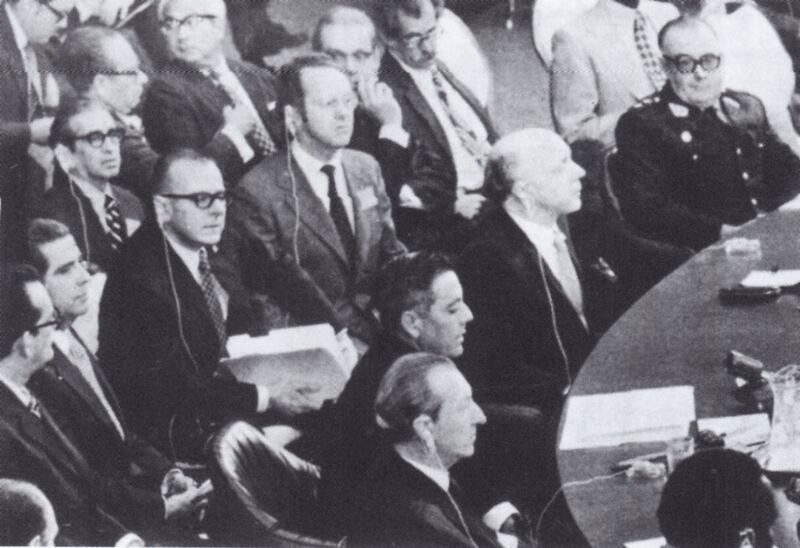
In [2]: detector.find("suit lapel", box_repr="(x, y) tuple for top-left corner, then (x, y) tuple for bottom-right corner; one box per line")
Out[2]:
(229, 60), (274, 132)
(436, 61), (498, 143)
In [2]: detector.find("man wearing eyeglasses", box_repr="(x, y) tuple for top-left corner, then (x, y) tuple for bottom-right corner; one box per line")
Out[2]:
(373, 0), (499, 253)
(142, 0), (281, 187)
(0, 0), (74, 261)
(613, 15), (800, 251)
(59, 26), (156, 200)
(39, 98), (144, 273)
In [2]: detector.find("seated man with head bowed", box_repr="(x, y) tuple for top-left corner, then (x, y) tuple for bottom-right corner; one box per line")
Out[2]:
(351, 352), (518, 548)
(99, 149), (324, 462)
(658, 448), (779, 548)
(613, 15), (800, 252)
(40, 98), (145, 274)
(0, 479), (59, 547)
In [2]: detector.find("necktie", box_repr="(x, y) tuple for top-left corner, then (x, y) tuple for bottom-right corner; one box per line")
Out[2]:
(633, 11), (667, 91)
(104, 194), (128, 251)
(321, 164), (356, 266)
(209, 68), (276, 156)
(28, 394), (41, 419)
(22, 44), (42, 119)
(553, 230), (585, 317)
(430, 68), (489, 167)
(198, 248), (228, 351)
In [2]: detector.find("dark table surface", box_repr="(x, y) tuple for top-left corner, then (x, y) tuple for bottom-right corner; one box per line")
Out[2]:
(557, 209), (800, 548)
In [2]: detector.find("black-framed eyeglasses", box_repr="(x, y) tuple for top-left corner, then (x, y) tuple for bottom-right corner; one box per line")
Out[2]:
(663, 53), (722, 75)
(72, 128), (125, 149)
(400, 23), (441, 48)
(160, 191), (231, 209)
(160, 14), (217, 31)
(38, 0), (69, 22)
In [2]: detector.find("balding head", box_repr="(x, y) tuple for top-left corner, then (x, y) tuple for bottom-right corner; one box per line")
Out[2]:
(485, 128), (584, 219)
(158, 0), (228, 69)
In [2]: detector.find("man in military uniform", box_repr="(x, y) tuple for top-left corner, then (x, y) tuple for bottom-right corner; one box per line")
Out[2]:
(613, 15), (800, 252)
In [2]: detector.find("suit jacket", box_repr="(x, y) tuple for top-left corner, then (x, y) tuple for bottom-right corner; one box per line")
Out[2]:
(550, 0), (678, 148)
(458, 208), (596, 416)
(0, 383), (130, 545)
(98, 221), (260, 461)
(379, 53), (498, 250)
(216, 148), (405, 344)
(142, 58), (280, 186)
(29, 329), (172, 490)
(39, 168), (145, 273)
(351, 449), (503, 548)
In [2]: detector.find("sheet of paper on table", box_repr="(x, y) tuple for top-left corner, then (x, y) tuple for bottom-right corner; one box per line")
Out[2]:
(559, 386), (695, 450)
(740, 270), (800, 288)
(696, 413), (770, 448)
(624, 538), (667, 548)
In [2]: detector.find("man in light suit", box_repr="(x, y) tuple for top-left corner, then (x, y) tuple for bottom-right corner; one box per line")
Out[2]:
(40, 98), (145, 273)
(216, 55), (405, 352)
(374, 0), (499, 252)
(26, 218), (211, 542)
(99, 149), (324, 462)
(142, 0), (281, 186)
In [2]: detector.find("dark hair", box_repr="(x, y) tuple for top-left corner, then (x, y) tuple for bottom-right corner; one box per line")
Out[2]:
(59, 26), (131, 94)
(372, 0), (445, 41)
(657, 448), (777, 548)
(276, 54), (347, 115)
(374, 352), (453, 442)
(658, 14), (718, 50)
(150, 148), (220, 196)
(311, 6), (378, 52)
(0, 479), (52, 545)
(0, 265), (44, 358)
(373, 251), (455, 335)
(48, 95), (111, 149)
(27, 218), (72, 276)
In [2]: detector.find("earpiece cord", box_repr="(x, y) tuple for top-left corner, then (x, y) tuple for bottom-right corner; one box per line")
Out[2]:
(68, 179), (92, 266)
(537, 252), (572, 392)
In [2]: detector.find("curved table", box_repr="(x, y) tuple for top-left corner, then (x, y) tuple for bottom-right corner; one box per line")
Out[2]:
(557, 210), (800, 547)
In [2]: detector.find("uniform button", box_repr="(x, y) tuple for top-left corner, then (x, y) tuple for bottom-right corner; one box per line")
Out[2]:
(742, 171), (750, 181)
(757, 142), (765, 149)
(751, 198), (758, 207)
(692, 153), (699, 161)
(735, 148), (742, 156)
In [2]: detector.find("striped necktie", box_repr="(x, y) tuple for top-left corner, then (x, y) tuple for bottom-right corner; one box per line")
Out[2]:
(104, 194), (127, 250)
(431, 68), (489, 167)
(198, 248), (228, 351)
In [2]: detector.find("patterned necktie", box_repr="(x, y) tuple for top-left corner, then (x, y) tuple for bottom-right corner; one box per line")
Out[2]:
(321, 164), (356, 266)
(430, 68), (489, 167)
(198, 247), (228, 350)
(104, 194), (128, 251)
(553, 230), (585, 317)
(633, 11), (667, 91)
(209, 68), (276, 156)
(22, 44), (42, 119)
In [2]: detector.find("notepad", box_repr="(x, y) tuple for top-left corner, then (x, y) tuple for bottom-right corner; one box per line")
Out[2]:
(559, 386), (695, 450)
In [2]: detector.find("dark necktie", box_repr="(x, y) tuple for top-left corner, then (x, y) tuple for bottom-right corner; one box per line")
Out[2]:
(553, 230), (585, 318)
(321, 164), (356, 266)
(104, 194), (128, 251)
(209, 68), (276, 156)
(198, 248), (228, 351)
(23, 44), (42, 119)
(634, 11), (666, 91)
(431, 68), (488, 167)
(28, 394), (41, 419)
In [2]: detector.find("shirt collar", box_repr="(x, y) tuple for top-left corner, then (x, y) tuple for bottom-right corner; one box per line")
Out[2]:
(0, 372), (34, 408)
(70, 176), (112, 203)
(162, 229), (203, 277)
(506, 209), (561, 244)
(291, 139), (343, 175)
(198, 58), (231, 78)
(4, 3), (28, 52)
(390, 51), (438, 81)
(399, 452), (450, 492)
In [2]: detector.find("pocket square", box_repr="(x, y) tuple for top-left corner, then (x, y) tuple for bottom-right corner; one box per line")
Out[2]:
(357, 187), (378, 210)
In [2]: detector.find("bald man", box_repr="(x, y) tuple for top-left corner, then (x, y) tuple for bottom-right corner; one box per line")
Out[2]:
(614, 15), (800, 251)
(142, 0), (281, 186)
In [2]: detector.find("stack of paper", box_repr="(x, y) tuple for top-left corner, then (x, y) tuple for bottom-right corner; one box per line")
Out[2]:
(624, 538), (667, 548)
(740, 270), (800, 288)
(560, 386), (696, 450)
(696, 414), (770, 448)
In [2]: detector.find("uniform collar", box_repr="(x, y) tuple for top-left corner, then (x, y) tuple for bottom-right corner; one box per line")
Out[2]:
(660, 83), (723, 122)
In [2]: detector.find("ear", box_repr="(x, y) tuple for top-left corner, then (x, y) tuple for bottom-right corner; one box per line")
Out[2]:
(400, 309), (422, 339)
(18, 331), (37, 359)
(284, 104), (302, 138)
(152, 196), (171, 229)
(53, 143), (74, 173)
(411, 414), (435, 449)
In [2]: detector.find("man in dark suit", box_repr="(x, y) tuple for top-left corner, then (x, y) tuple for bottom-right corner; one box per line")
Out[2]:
(40, 98), (145, 273)
(142, 0), (281, 186)
(351, 352), (510, 548)
(99, 149), (323, 462)
(614, 15), (800, 251)
(26, 218), (211, 540)
(216, 55), (405, 352)
(373, 0), (499, 252)
(0, 0), (72, 259)
(0, 479), (59, 546)
(0, 264), (137, 545)
(59, 26), (156, 200)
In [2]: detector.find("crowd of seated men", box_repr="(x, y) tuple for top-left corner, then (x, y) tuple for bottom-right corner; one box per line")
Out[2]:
(2, 0), (800, 545)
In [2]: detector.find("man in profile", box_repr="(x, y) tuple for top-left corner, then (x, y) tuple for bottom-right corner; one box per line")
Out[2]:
(0, 479), (59, 546)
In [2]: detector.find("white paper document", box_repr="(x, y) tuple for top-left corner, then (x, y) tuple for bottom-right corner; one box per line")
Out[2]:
(696, 413), (770, 448)
(226, 324), (347, 372)
(559, 386), (696, 450)
(624, 538), (667, 548)
(740, 270), (800, 288)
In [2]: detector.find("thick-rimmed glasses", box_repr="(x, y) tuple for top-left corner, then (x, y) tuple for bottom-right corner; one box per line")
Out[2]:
(73, 128), (125, 149)
(663, 54), (721, 75)
(400, 24), (441, 48)
(160, 191), (231, 209)
(160, 14), (217, 31)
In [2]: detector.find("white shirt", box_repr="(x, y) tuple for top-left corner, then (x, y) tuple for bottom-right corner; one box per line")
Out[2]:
(4, 3), (27, 55)
(391, 53), (488, 191)
(162, 231), (269, 412)
(70, 177), (114, 233)
(291, 140), (355, 228)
